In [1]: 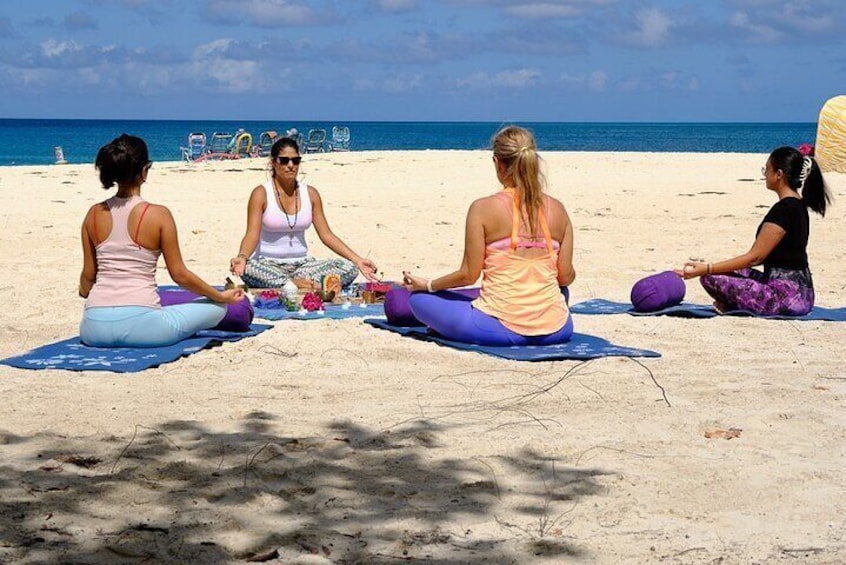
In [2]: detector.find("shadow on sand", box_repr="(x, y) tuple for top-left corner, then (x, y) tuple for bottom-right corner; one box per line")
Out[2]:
(0, 412), (613, 563)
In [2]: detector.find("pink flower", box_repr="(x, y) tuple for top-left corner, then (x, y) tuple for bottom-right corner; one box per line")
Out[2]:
(300, 292), (324, 312)
(798, 143), (815, 156)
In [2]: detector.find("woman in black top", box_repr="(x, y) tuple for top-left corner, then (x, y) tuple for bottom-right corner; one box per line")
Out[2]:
(677, 146), (831, 315)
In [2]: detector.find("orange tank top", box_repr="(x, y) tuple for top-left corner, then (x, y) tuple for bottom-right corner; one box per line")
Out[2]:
(472, 190), (570, 335)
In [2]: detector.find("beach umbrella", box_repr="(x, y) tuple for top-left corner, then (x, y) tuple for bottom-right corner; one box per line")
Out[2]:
(815, 95), (846, 173)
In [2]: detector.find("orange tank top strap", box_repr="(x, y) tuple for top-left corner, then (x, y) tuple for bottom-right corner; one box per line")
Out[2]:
(504, 188), (554, 254)
(132, 203), (152, 246)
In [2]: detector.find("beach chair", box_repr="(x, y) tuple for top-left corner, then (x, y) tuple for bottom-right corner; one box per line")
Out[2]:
(180, 132), (207, 162)
(304, 128), (327, 153)
(328, 126), (351, 151)
(256, 131), (278, 157)
(201, 132), (238, 160)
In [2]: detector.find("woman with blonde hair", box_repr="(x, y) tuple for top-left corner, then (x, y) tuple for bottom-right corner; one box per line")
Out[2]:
(402, 125), (575, 345)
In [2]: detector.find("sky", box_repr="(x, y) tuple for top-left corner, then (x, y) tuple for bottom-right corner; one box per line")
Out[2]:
(0, 0), (843, 122)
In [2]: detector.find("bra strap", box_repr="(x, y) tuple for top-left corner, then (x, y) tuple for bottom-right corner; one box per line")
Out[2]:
(133, 203), (152, 246)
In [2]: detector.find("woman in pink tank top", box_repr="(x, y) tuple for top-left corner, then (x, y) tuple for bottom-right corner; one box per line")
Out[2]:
(402, 126), (575, 346)
(79, 135), (245, 347)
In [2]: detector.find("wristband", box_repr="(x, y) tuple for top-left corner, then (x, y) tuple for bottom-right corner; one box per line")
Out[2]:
(426, 279), (434, 293)
(236, 253), (247, 260)
(706, 263), (712, 275)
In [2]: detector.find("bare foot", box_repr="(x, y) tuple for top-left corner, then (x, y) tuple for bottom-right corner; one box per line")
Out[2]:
(291, 277), (318, 291)
(712, 300), (729, 314)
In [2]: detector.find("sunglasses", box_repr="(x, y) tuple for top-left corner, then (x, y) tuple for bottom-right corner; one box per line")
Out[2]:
(275, 156), (302, 166)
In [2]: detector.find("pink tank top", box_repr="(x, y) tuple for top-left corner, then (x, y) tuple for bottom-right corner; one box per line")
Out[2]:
(472, 190), (569, 335)
(85, 195), (161, 309)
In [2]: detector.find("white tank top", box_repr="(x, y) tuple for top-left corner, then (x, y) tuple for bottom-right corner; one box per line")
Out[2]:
(254, 180), (313, 262)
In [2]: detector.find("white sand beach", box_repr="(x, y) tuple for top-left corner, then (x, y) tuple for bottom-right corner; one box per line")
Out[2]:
(0, 151), (844, 563)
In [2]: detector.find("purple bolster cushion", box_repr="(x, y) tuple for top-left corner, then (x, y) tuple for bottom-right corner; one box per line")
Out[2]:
(158, 290), (254, 332)
(630, 271), (686, 312)
(384, 287), (481, 327)
(384, 288), (419, 327)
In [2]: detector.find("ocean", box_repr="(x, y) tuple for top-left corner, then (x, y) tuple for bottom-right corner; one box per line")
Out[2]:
(0, 119), (818, 166)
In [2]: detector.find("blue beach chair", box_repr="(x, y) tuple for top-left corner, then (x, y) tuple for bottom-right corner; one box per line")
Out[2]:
(202, 132), (238, 160)
(304, 128), (327, 153)
(180, 132), (207, 162)
(329, 126), (351, 151)
(255, 131), (278, 157)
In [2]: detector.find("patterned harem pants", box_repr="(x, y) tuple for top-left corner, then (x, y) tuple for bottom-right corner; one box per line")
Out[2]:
(700, 267), (814, 316)
(242, 256), (358, 289)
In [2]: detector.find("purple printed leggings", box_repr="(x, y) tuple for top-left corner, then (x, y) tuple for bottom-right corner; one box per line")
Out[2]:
(700, 267), (814, 316)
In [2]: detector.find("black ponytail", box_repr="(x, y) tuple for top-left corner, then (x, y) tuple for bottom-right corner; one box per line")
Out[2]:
(767, 146), (831, 217)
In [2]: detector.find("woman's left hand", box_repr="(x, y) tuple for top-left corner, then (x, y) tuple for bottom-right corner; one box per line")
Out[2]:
(356, 258), (379, 281)
(402, 270), (429, 292)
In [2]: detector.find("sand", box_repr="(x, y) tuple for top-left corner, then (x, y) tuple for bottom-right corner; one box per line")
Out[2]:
(0, 151), (844, 563)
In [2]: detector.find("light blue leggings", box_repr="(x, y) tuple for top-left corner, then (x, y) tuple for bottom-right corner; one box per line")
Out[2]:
(80, 302), (226, 348)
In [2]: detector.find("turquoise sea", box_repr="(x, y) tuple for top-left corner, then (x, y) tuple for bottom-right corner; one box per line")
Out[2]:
(0, 119), (817, 166)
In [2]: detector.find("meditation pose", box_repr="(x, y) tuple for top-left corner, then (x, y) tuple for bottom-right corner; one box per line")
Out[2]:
(402, 125), (575, 346)
(79, 135), (245, 347)
(677, 146), (831, 316)
(229, 137), (377, 289)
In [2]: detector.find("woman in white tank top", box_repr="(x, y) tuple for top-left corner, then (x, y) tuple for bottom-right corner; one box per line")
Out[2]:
(229, 136), (378, 290)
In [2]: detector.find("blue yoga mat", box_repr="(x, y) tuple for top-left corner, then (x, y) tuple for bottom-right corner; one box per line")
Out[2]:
(254, 303), (385, 321)
(570, 298), (846, 321)
(364, 319), (660, 361)
(571, 299), (717, 318)
(0, 324), (273, 373)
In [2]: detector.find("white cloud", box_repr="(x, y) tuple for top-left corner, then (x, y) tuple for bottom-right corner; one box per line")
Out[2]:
(729, 11), (782, 43)
(457, 68), (541, 88)
(205, 0), (332, 27)
(383, 74), (423, 92)
(193, 38), (235, 58)
(623, 8), (673, 48)
(505, 3), (581, 18)
(40, 39), (83, 58)
(560, 70), (607, 91)
(374, 0), (419, 13)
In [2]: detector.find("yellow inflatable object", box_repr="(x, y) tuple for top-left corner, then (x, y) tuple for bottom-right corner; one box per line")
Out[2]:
(234, 132), (253, 156)
(815, 95), (846, 173)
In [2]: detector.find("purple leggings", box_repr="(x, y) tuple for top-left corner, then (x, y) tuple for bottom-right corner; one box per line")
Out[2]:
(700, 267), (814, 316)
(409, 287), (573, 346)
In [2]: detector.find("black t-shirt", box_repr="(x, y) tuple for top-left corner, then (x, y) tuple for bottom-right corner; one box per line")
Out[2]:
(756, 197), (809, 270)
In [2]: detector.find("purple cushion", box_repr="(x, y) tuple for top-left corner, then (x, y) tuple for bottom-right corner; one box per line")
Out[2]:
(384, 288), (419, 326)
(159, 290), (254, 332)
(384, 287), (482, 327)
(630, 271), (686, 312)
